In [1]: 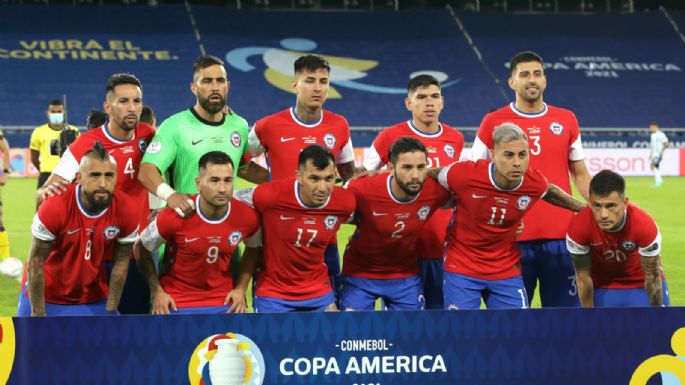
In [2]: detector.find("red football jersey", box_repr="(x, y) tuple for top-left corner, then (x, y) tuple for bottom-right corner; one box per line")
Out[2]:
(241, 178), (356, 301)
(139, 195), (260, 308)
(364, 120), (464, 260)
(343, 174), (451, 279)
(566, 204), (662, 289)
(30, 184), (138, 304)
(439, 160), (549, 280)
(53, 123), (156, 229)
(250, 108), (354, 180)
(472, 103), (584, 241)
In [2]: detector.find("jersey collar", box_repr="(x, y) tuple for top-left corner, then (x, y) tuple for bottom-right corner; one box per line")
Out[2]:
(195, 195), (231, 224)
(508, 102), (548, 118)
(294, 180), (330, 209)
(289, 107), (323, 128)
(488, 162), (524, 191)
(101, 124), (134, 144)
(407, 120), (443, 138)
(75, 185), (109, 218)
(387, 174), (420, 204)
(189, 107), (225, 127)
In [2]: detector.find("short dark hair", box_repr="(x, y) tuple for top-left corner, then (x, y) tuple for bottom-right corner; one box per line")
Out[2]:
(294, 55), (330, 75)
(106, 73), (142, 94)
(298, 144), (334, 171)
(83, 141), (109, 162)
(388, 137), (427, 165)
(407, 74), (440, 95)
(86, 109), (108, 129)
(140, 105), (155, 125)
(193, 55), (224, 80)
(509, 51), (544, 77)
(49, 99), (63, 107)
(198, 151), (234, 171)
(590, 170), (626, 197)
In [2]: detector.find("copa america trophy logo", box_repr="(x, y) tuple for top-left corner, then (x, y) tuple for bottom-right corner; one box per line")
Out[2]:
(188, 332), (265, 385)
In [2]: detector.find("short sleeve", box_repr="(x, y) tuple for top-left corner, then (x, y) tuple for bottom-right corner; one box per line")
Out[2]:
(139, 218), (166, 251)
(234, 188), (256, 208)
(336, 138), (355, 164)
(437, 163), (456, 190)
(363, 144), (383, 170)
(52, 148), (80, 182)
(565, 214), (590, 255)
(29, 127), (41, 151)
(141, 122), (177, 174)
(31, 213), (56, 242)
(249, 121), (266, 157)
(636, 212), (661, 257)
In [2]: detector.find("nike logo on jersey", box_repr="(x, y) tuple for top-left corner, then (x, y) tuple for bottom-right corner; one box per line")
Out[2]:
(66, 228), (80, 235)
(191, 139), (204, 145)
(280, 137), (296, 142)
(472, 193), (488, 199)
(372, 211), (388, 216)
(280, 215), (295, 220)
(185, 237), (200, 243)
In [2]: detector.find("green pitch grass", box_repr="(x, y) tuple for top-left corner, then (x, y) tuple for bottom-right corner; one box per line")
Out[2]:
(1, 176), (683, 316)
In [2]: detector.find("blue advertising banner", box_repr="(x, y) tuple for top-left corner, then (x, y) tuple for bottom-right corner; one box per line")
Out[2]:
(1, 308), (685, 385)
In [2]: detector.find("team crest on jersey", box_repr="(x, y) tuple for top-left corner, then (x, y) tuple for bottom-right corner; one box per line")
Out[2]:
(146, 141), (162, 154)
(622, 240), (637, 251)
(138, 139), (148, 153)
(324, 215), (338, 230)
(549, 122), (564, 135)
(443, 144), (455, 158)
(103, 226), (120, 240)
(228, 231), (243, 246)
(323, 133), (336, 149)
(417, 205), (431, 221)
(516, 195), (532, 211)
(230, 131), (242, 147)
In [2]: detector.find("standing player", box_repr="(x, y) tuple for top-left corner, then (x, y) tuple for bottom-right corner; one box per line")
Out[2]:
(432, 124), (585, 309)
(566, 170), (669, 307)
(234, 145), (356, 313)
(37, 73), (155, 314)
(470, 51), (591, 308)
(248, 54), (357, 292)
(18, 143), (138, 316)
(0, 132), (17, 278)
(135, 152), (260, 314)
(139, 55), (267, 217)
(363, 74), (464, 309)
(648, 122), (669, 187)
(342, 138), (451, 311)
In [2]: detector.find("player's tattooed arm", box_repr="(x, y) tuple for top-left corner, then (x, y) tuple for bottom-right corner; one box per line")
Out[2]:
(641, 254), (663, 307)
(571, 253), (594, 307)
(238, 160), (269, 184)
(133, 239), (176, 314)
(542, 183), (586, 212)
(106, 242), (132, 312)
(336, 161), (358, 183)
(27, 238), (53, 316)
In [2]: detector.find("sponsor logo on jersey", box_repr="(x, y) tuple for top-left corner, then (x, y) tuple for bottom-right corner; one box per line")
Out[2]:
(324, 215), (338, 229)
(426, 146), (438, 154)
(230, 131), (242, 147)
(208, 236), (222, 244)
(120, 146), (135, 154)
(323, 133), (336, 149)
(303, 135), (317, 144)
(104, 226), (120, 240)
(138, 139), (148, 153)
(146, 141), (162, 154)
(417, 205), (431, 220)
(444, 144), (455, 158)
(495, 197), (509, 205)
(549, 122), (564, 135)
(229, 231), (243, 246)
(516, 195), (531, 211)
(622, 240), (636, 251)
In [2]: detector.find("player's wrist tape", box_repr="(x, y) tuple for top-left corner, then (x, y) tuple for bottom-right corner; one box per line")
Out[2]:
(156, 183), (176, 201)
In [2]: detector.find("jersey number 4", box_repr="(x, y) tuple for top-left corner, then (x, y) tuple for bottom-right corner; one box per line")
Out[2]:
(123, 158), (135, 178)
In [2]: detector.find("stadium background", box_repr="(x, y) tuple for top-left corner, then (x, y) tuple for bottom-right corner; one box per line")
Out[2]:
(0, 0), (684, 312)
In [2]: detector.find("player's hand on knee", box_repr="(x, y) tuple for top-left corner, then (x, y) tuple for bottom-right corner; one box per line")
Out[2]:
(225, 289), (247, 313)
(150, 290), (176, 315)
(167, 193), (195, 218)
(325, 302), (338, 312)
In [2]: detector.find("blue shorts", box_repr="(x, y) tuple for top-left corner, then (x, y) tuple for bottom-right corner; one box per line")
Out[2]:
(595, 279), (670, 307)
(419, 259), (444, 310)
(106, 259), (151, 314)
(518, 239), (579, 308)
(171, 305), (231, 314)
(17, 285), (117, 316)
(443, 272), (528, 310)
(253, 291), (335, 313)
(339, 275), (424, 311)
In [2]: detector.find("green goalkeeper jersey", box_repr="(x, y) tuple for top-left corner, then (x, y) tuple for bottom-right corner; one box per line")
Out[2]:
(142, 108), (250, 194)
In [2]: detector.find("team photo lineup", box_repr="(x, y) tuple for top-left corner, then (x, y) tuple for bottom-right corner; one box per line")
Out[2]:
(0, 49), (671, 316)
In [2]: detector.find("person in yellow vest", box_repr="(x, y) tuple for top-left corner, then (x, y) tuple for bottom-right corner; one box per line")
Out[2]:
(29, 99), (79, 188)
(0, 129), (19, 278)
